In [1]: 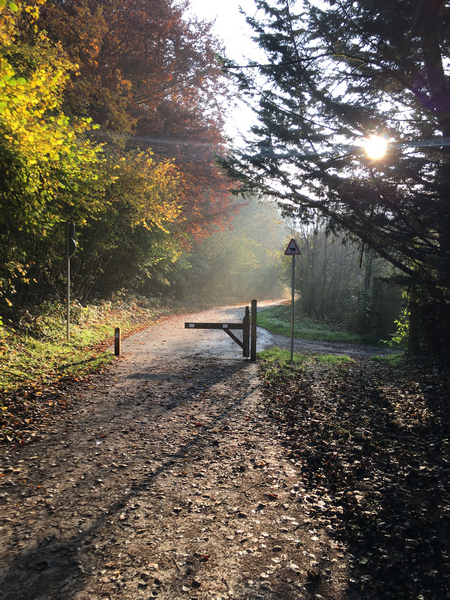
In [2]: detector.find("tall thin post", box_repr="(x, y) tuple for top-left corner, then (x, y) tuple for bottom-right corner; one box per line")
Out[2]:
(65, 221), (76, 340)
(251, 299), (257, 361)
(285, 238), (301, 361)
(290, 254), (295, 362)
(67, 254), (70, 340)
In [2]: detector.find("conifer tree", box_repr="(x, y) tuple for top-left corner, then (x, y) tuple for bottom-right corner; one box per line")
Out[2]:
(220, 0), (450, 354)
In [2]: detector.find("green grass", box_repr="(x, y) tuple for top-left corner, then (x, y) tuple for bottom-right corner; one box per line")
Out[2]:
(370, 353), (405, 367)
(258, 347), (354, 382)
(258, 347), (311, 367)
(0, 297), (183, 396)
(0, 326), (115, 395)
(257, 304), (364, 343)
(315, 354), (355, 365)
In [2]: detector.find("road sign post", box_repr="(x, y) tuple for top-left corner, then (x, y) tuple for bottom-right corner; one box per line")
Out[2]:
(66, 222), (77, 340)
(285, 238), (301, 362)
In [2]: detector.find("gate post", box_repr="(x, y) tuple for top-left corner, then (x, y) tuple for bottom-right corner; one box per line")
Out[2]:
(243, 307), (250, 358)
(251, 299), (257, 361)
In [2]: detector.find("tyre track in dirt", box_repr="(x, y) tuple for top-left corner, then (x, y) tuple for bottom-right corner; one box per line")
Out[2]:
(0, 304), (364, 600)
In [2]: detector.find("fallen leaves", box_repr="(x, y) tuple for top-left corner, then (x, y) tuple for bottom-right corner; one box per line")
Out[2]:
(260, 355), (450, 600)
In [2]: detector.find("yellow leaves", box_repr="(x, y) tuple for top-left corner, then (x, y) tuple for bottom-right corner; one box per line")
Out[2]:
(0, 39), (98, 166)
(0, 12), (107, 249)
(107, 151), (182, 234)
(0, 0), (19, 12)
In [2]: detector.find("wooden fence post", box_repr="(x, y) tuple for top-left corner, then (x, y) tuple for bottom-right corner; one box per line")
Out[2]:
(114, 327), (121, 356)
(251, 299), (257, 361)
(243, 307), (250, 358)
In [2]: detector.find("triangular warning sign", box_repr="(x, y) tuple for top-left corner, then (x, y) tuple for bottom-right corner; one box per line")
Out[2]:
(285, 238), (301, 255)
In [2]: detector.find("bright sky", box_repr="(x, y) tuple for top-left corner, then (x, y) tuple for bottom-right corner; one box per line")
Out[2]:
(187, 0), (260, 61)
(187, 0), (263, 143)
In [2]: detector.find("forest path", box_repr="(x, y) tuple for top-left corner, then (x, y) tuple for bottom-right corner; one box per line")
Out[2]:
(116, 300), (394, 367)
(0, 303), (371, 600)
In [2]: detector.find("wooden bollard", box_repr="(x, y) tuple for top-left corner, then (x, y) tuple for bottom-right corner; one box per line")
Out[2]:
(114, 327), (121, 356)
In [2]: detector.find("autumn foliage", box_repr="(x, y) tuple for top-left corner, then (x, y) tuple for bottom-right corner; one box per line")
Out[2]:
(39, 0), (237, 242)
(0, 0), (237, 310)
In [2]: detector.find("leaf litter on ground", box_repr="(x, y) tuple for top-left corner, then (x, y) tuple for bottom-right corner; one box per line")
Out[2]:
(259, 350), (450, 599)
(0, 298), (203, 446)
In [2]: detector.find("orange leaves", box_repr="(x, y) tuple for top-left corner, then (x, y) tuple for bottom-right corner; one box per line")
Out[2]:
(37, 0), (238, 240)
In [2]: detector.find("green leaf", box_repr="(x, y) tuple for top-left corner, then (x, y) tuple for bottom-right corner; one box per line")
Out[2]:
(0, 0), (7, 7)
(8, 2), (19, 12)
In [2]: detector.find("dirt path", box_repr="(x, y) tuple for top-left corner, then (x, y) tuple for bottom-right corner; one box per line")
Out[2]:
(0, 304), (370, 600)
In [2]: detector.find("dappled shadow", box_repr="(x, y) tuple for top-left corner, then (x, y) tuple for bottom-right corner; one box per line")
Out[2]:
(260, 357), (450, 599)
(0, 357), (253, 600)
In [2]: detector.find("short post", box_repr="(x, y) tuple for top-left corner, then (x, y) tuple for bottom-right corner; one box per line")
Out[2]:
(251, 299), (257, 361)
(243, 307), (250, 358)
(114, 327), (121, 356)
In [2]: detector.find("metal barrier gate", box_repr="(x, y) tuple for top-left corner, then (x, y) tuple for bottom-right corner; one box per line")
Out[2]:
(185, 299), (257, 361)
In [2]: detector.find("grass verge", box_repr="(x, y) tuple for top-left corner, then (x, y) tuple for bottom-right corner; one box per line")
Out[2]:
(0, 296), (192, 445)
(257, 304), (364, 343)
(0, 298), (182, 395)
(258, 347), (354, 382)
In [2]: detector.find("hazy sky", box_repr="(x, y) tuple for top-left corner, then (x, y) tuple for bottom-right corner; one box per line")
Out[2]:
(187, 0), (263, 142)
(187, 0), (260, 62)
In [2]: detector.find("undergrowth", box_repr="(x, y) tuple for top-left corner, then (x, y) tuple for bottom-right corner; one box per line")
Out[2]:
(0, 297), (175, 395)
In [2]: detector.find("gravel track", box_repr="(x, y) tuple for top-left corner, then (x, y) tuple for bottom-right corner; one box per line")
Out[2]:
(0, 305), (369, 600)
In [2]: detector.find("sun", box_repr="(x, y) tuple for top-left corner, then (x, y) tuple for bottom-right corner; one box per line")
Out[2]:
(364, 135), (388, 159)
